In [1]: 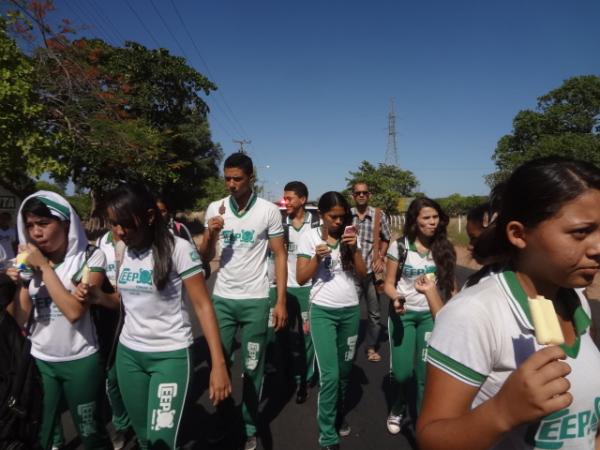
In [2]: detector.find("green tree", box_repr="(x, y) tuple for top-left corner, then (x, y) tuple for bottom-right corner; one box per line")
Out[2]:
(8, 1), (222, 215)
(489, 75), (600, 185)
(435, 194), (488, 216)
(0, 14), (51, 195)
(346, 161), (418, 215)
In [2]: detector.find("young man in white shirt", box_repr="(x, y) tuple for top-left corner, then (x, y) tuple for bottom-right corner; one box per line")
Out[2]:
(200, 152), (287, 450)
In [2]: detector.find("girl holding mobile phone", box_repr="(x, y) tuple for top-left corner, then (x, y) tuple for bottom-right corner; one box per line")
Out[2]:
(297, 192), (367, 450)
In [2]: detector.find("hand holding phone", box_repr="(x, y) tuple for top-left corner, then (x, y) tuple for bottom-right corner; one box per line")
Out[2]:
(343, 225), (357, 236)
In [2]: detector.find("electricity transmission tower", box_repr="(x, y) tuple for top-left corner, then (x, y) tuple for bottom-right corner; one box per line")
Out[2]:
(385, 99), (399, 166)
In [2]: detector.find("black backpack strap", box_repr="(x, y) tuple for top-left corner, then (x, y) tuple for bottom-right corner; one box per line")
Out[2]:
(309, 210), (320, 228)
(395, 237), (408, 286)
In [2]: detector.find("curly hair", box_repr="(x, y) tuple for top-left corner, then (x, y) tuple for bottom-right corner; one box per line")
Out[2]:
(403, 197), (456, 300)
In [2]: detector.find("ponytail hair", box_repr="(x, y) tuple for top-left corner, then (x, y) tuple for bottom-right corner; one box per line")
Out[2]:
(317, 191), (355, 272)
(403, 197), (456, 300)
(105, 184), (174, 290)
(474, 157), (600, 266)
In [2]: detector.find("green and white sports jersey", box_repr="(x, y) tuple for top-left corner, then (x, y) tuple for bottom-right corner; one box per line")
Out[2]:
(297, 228), (360, 308)
(29, 249), (106, 362)
(428, 271), (600, 450)
(97, 231), (117, 286)
(118, 237), (204, 352)
(205, 194), (284, 299)
(387, 238), (436, 312)
(267, 212), (316, 288)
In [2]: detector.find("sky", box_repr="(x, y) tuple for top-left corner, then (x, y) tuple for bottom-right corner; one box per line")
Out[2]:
(15, 0), (600, 200)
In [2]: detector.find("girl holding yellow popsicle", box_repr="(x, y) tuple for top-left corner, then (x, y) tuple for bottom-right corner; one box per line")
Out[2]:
(11, 191), (112, 449)
(417, 157), (600, 450)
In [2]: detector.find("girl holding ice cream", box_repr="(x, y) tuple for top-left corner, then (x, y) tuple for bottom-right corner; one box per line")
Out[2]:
(417, 157), (600, 450)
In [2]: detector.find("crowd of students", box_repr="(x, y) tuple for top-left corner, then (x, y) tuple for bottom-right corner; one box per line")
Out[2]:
(1, 152), (599, 450)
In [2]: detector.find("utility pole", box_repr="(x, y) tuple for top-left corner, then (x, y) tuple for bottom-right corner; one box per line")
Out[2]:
(385, 99), (399, 166)
(233, 139), (251, 154)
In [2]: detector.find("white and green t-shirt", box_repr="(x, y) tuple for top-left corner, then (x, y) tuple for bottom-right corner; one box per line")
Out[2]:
(118, 237), (204, 352)
(387, 238), (436, 312)
(97, 231), (117, 287)
(268, 212), (317, 288)
(29, 249), (106, 362)
(427, 271), (600, 450)
(205, 194), (284, 300)
(297, 228), (360, 308)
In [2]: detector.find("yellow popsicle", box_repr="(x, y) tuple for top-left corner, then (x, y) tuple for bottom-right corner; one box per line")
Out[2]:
(528, 295), (565, 345)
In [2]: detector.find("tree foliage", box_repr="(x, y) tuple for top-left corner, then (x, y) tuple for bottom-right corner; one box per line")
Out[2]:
(435, 193), (488, 217)
(0, 14), (49, 195)
(489, 75), (600, 185)
(7, 1), (223, 215)
(346, 161), (418, 215)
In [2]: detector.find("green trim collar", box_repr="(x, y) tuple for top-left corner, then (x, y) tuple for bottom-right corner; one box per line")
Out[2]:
(229, 192), (257, 218)
(499, 270), (591, 358)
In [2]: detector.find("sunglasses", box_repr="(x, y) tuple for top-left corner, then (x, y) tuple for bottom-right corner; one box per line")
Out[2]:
(353, 191), (370, 196)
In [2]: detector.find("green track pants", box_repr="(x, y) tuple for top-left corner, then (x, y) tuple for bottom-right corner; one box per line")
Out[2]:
(388, 308), (434, 416)
(266, 286), (315, 385)
(212, 295), (269, 437)
(310, 304), (359, 447)
(106, 362), (131, 431)
(36, 353), (110, 450)
(116, 344), (191, 450)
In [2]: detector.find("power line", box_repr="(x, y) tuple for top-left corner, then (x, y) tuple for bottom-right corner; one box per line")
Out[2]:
(167, 0), (250, 140)
(87, 0), (127, 44)
(123, 0), (161, 48)
(76, 0), (120, 44)
(148, 0), (188, 57)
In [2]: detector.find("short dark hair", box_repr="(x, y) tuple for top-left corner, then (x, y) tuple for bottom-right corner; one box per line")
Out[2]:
(284, 181), (308, 199)
(224, 152), (254, 176)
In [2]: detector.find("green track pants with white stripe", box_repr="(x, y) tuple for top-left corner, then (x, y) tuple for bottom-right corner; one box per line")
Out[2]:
(212, 295), (269, 437)
(388, 308), (434, 416)
(116, 344), (191, 450)
(310, 304), (359, 447)
(266, 286), (315, 385)
(36, 352), (110, 450)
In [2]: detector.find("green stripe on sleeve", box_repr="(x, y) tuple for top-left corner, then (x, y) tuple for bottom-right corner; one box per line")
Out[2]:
(89, 267), (105, 273)
(268, 231), (284, 238)
(387, 254), (398, 262)
(297, 253), (312, 259)
(179, 265), (204, 280)
(427, 346), (486, 387)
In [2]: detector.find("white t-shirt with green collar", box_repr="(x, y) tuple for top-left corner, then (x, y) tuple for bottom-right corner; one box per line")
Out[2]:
(29, 249), (106, 362)
(297, 228), (360, 308)
(205, 194), (284, 300)
(97, 231), (117, 286)
(427, 270), (600, 450)
(117, 236), (204, 352)
(387, 238), (436, 312)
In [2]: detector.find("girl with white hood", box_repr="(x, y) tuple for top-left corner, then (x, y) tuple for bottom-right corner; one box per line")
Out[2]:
(12, 191), (112, 449)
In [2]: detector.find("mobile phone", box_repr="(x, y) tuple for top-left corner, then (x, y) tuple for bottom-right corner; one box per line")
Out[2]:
(343, 225), (357, 236)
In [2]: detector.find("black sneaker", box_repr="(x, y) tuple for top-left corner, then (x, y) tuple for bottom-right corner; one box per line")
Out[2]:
(338, 421), (351, 437)
(244, 435), (257, 450)
(295, 384), (308, 404)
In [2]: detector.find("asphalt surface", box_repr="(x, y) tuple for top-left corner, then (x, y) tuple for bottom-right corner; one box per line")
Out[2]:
(59, 265), (600, 450)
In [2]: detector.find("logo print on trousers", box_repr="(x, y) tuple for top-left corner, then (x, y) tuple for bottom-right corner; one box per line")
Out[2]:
(246, 342), (260, 370)
(77, 402), (97, 437)
(151, 383), (178, 431)
(345, 335), (357, 361)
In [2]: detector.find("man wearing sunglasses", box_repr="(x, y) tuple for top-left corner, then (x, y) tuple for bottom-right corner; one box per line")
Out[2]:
(351, 182), (391, 363)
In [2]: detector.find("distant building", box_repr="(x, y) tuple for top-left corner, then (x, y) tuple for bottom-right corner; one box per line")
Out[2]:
(0, 185), (21, 225)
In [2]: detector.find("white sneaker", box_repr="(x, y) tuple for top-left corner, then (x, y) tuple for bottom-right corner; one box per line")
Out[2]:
(387, 413), (403, 435)
(112, 429), (126, 450)
(244, 435), (257, 450)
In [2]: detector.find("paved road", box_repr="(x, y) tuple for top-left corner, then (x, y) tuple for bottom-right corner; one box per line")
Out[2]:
(60, 265), (600, 449)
